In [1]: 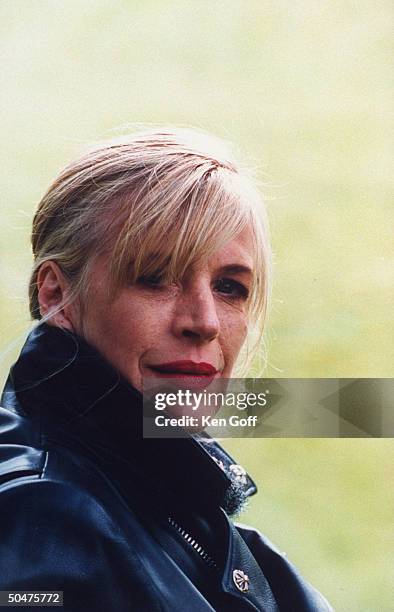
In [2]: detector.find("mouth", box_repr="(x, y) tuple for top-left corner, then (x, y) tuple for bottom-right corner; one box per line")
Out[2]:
(148, 360), (219, 378)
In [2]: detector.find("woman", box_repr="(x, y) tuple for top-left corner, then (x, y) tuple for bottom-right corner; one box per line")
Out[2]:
(0, 128), (332, 611)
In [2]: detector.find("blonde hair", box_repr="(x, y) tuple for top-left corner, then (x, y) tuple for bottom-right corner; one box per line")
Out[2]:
(29, 127), (271, 368)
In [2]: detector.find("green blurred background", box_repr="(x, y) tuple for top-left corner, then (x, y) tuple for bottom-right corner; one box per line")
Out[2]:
(0, 1), (393, 610)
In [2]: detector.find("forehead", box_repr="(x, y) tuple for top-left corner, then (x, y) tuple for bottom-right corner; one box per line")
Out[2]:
(207, 226), (254, 270)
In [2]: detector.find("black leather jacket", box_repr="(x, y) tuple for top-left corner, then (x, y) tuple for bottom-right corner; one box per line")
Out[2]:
(0, 324), (332, 611)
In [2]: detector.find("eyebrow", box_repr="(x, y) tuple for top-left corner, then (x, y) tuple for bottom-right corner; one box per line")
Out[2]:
(217, 264), (253, 276)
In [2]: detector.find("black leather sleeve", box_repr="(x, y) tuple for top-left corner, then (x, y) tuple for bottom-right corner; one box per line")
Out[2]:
(0, 477), (163, 612)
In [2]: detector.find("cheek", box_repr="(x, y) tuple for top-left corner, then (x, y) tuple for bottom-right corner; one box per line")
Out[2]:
(97, 302), (147, 352)
(219, 311), (248, 364)
(89, 294), (172, 363)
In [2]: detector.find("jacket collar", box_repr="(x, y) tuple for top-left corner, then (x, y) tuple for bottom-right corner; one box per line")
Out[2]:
(1, 323), (257, 513)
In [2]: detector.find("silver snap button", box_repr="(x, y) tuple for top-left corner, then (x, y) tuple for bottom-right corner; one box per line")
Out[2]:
(233, 569), (250, 592)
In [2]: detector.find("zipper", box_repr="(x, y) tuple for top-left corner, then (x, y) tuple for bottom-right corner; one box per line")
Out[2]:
(167, 516), (219, 571)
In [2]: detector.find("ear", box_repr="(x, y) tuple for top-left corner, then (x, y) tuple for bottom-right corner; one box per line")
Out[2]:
(36, 261), (76, 332)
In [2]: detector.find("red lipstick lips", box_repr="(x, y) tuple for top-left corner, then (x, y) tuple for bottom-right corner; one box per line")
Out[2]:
(150, 360), (218, 376)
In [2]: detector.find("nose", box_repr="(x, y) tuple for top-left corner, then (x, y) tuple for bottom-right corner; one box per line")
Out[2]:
(172, 283), (220, 343)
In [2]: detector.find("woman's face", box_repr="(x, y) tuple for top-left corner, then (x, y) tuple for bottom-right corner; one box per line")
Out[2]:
(73, 226), (254, 391)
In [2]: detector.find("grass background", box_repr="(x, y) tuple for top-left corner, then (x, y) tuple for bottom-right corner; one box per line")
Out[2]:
(0, 2), (393, 610)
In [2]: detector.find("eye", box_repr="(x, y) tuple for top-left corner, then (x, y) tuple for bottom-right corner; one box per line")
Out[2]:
(214, 278), (249, 300)
(137, 274), (164, 289)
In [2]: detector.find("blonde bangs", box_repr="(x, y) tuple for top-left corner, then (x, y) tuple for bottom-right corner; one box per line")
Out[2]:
(109, 164), (263, 314)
